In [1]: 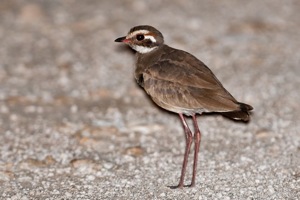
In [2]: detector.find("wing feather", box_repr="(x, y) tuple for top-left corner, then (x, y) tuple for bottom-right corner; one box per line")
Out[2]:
(141, 48), (240, 112)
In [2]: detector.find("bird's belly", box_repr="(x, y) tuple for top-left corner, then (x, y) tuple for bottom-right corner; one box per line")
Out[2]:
(151, 97), (206, 116)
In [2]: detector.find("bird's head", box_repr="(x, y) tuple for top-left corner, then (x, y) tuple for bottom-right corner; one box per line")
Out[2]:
(115, 25), (164, 54)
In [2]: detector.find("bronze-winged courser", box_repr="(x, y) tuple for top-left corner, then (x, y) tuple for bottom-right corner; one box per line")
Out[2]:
(114, 25), (253, 188)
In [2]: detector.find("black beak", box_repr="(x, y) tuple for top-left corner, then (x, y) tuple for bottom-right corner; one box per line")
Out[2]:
(114, 36), (126, 42)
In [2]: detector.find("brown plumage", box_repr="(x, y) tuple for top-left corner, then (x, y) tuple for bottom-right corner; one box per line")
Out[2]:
(115, 25), (253, 188)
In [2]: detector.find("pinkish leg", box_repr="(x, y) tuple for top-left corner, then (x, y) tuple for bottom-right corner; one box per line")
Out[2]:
(190, 114), (201, 187)
(170, 113), (193, 189)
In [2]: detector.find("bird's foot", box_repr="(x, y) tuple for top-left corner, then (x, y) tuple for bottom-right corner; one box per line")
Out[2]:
(168, 183), (194, 189)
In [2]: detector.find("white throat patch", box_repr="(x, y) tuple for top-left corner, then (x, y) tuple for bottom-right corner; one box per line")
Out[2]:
(131, 45), (158, 54)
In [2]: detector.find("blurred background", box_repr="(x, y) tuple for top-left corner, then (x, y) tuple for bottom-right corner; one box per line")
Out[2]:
(0, 0), (299, 199)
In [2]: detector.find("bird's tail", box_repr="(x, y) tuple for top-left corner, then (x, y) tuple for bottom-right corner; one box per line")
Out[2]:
(222, 102), (253, 121)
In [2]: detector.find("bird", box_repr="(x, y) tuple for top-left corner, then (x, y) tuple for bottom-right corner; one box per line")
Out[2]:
(114, 25), (253, 189)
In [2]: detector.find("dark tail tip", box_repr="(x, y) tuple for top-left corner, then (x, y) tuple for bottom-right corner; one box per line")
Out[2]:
(221, 102), (253, 122)
(239, 103), (253, 112)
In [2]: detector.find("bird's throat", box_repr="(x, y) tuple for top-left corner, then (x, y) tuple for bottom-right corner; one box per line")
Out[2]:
(131, 45), (158, 54)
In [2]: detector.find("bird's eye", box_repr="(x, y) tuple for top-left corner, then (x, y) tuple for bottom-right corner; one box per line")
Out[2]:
(136, 34), (144, 41)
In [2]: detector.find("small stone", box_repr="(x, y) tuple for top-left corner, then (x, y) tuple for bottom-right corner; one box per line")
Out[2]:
(124, 146), (144, 157)
(159, 193), (166, 197)
(255, 129), (271, 138)
(86, 175), (95, 181)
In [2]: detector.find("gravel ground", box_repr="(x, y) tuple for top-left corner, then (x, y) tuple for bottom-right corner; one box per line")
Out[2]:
(0, 0), (299, 199)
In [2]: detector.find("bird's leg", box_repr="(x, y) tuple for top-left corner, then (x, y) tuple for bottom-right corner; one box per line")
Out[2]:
(189, 114), (202, 187)
(170, 113), (193, 189)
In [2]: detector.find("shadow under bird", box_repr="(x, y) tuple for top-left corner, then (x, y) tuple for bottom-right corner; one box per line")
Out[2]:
(115, 25), (253, 188)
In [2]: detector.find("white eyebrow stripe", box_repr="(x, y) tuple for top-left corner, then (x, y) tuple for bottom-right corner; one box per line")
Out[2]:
(128, 30), (157, 43)
(144, 35), (156, 43)
(128, 30), (150, 38)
